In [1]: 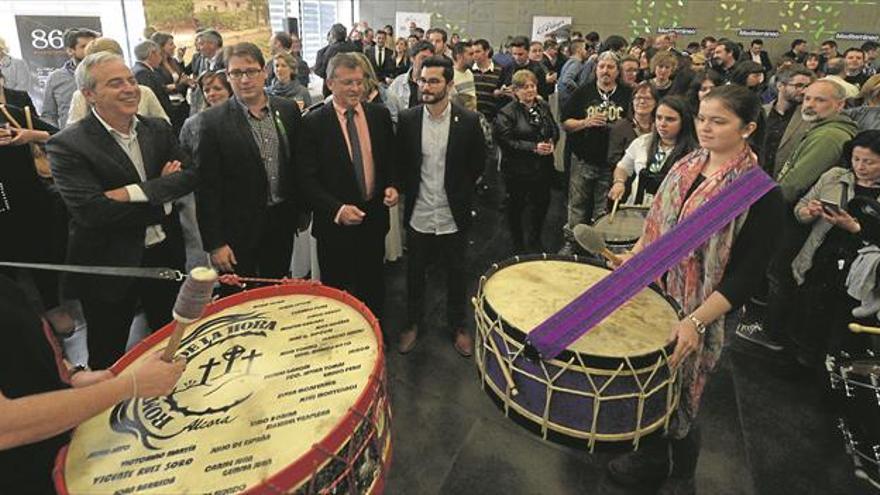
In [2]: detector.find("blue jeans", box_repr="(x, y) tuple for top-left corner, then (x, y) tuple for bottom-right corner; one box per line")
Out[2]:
(563, 154), (611, 241)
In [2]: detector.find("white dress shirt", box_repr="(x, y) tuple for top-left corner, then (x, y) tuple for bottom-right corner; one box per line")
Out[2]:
(409, 102), (458, 234)
(92, 109), (170, 246)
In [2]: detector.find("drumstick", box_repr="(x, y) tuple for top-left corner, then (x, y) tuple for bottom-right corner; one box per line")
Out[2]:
(573, 224), (623, 266)
(609, 198), (620, 224)
(485, 324), (519, 397)
(848, 322), (880, 335)
(162, 267), (218, 362)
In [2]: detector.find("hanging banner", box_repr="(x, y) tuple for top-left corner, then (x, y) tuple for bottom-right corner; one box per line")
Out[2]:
(395, 11), (431, 38)
(532, 16), (572, 41)
(738, 29), (780, 38)
(14, 15), (102, 105)
(836, 32), (879, 42)
(657, 27), (697, 35)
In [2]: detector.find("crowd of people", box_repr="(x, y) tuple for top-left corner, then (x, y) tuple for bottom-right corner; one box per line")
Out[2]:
(1, 19), (880, 494)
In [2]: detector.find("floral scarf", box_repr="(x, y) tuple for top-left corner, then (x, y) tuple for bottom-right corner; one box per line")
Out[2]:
(641, 144), (758, 437)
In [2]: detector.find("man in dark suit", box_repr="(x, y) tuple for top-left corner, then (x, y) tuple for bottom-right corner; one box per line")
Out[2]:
(196, 42), (303, 285)
(746, 39), (773, 73)
(365, 30), (395, 83)
(314, 24), (363, 96)
(297, 52), (398, 320)
(397, 56), (485, 357)
(48, 52), (197, 369)
(183, 29), (224, 76)
(132, 40), (173, 120)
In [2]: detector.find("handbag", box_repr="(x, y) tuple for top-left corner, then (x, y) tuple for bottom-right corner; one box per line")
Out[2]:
(0, 103), (52, 179)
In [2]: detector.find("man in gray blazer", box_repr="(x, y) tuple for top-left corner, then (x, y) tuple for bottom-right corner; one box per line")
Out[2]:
(48, 52), (197, 369)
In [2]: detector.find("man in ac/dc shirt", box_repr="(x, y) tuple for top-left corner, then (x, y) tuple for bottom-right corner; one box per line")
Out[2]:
(560, 51), (632, 253)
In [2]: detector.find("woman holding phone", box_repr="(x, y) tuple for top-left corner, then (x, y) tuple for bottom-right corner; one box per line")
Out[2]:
(787, 130), (880, 368)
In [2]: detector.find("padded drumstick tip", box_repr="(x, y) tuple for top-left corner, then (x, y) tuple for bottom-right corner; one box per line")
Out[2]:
(573, 224), (623, 266)
(173, 267), (218, 323)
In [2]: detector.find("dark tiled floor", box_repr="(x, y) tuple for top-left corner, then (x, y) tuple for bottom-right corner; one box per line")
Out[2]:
(381, 177), (876, 494)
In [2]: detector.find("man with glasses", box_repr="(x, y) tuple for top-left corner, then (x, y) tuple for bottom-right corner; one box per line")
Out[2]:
(297, 52), (398, 321)
(396, 56), (485, 357)
(196, 42), (304, 289)
(761, 66), (815, 175)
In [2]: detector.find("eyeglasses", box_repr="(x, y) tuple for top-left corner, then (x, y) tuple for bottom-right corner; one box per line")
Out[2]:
(227, 68), (263, 80)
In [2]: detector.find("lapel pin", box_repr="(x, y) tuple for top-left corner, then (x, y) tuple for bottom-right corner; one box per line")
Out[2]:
(454, 115), (459, 123)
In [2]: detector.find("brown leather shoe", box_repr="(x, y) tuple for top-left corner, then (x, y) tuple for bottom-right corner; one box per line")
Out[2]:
(453, 329), (474, 357)
(398, 326), (418, 354)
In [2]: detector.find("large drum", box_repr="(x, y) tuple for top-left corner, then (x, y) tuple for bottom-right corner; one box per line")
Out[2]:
(474, 254), (680, 450)
(54, 283), (391, 495)
(593, 205), (649, 252)
(826, 351), (880, 490)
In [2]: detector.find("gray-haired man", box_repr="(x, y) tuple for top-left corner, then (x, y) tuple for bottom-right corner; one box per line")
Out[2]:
(48, 52), (197, 369)
(132, 40), (173, 119)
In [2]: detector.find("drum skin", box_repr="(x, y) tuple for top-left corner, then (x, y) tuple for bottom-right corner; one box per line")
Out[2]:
(474, 254), (680, 450)
(53, 283), (391, 495)
(593, 206), (648, 252)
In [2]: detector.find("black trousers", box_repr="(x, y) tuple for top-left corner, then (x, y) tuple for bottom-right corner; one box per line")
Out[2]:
(505, 172), (551, 249)
(234, 202), (296, 279)
(80, 240), (180, 369)
(317, 223), (386, 319)
(406, 228), (467, 330)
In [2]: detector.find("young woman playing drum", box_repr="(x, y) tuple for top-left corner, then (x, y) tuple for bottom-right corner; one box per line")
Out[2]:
(608, 95), (698, 206)
(607, 85), (783, 493)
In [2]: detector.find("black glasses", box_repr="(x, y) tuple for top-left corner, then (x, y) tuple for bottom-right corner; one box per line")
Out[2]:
(227, 68), (263, 80)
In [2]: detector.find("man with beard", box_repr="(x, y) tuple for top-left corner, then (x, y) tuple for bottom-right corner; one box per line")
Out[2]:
(42, 28), (98, 128)
(760, 66), (815, 174)
(559, 51), (631, 254)
(396, 56), (485, 357)
(736, 80), (857, 352)
(712, 40), (740, 82)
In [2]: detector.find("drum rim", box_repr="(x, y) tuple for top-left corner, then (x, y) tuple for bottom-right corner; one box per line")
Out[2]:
(593, 206), (649, 246)
(478, 253), (681, 368)
(53, 282), (389, 495)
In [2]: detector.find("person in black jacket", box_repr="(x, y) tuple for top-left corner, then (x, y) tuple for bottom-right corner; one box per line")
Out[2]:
(314, 24), (363, 96)
(499, 36), (551, 101)
(494, 69), (559, 252)
(132, 40), (174, 125)
(396, 56), (485, 357)
(48, 52), (197, 369)
(297, 52), (398, 319)
(196, 43), (304, 287)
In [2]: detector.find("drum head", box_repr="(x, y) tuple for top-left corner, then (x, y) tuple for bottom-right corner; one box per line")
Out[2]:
(593, 207), (648, 245)
(483, 258), (677, 358)
(56, 284), (383, 495)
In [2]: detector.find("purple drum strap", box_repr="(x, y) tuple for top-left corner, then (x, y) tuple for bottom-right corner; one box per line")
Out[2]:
(529, 167), (776, 359)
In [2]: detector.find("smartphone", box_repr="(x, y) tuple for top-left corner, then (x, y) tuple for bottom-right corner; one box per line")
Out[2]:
(820, 199), (842, 214)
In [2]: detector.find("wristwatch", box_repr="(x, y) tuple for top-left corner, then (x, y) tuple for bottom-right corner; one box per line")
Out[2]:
(687, 314), (707, 335)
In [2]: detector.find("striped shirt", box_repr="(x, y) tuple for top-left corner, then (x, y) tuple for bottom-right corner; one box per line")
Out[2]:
(472, 61), (503, 120)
